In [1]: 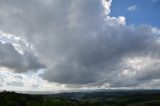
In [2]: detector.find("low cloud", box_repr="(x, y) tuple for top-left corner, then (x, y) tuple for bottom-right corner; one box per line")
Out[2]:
(0, 42), (45, 72)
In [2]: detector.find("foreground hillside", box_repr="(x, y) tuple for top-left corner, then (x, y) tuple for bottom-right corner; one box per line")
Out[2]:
(1, 90), (160, 106)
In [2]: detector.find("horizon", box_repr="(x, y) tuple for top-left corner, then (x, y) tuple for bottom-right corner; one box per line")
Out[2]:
(1, 88), (160, 94)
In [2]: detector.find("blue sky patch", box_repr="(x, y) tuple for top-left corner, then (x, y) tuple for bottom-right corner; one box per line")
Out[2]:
(110, 0), (160, 27)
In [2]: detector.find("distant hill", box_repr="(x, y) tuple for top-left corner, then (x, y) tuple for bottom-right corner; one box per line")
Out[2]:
(1, 90), (160, 106)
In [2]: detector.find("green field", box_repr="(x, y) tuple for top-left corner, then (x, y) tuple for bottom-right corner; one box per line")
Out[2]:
(1, 90), (160, 106)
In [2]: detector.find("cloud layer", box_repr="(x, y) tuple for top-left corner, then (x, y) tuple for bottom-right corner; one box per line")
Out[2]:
(0, 0), (160, 90)
(0, 42), (44, 72)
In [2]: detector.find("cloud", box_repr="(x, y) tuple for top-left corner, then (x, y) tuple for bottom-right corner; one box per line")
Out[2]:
(127, 5), (138, 11)
(0, 34), (45, 72)
(0, 70), (73, 92)
(0, 43), (45, 72)
(7, 81), (24, 87)
(0, 0), (160, 89)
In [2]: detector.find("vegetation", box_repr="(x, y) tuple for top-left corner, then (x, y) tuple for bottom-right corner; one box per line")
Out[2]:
(1, 90), (160, 106)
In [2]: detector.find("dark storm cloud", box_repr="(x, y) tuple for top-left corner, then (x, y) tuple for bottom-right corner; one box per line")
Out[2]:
(0, 42), (45, 72)
(0, 0), (160, 88)
(41, 25), (160, 85)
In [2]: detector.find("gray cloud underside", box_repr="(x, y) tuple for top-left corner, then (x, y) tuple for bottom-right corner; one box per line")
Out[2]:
(0, 42), (45, 72)
(0, 0), (160, 87)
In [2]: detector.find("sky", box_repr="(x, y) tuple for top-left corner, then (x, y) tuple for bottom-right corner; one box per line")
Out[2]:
(110, 0), (160, 27)
(0, 0), (160, 93)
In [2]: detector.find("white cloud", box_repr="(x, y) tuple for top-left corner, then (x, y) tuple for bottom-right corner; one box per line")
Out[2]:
(105, 16), (126, 26)
(127, 5), (138, 11)
(102, 0), (112, 15)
